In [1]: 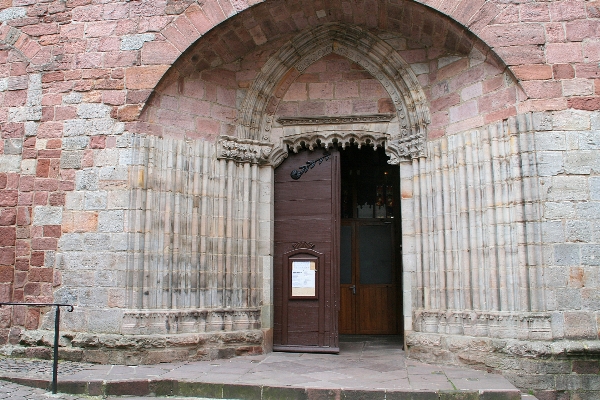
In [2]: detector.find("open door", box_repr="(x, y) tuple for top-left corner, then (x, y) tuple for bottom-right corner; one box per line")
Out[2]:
(339, 145), (401, 335)
(273, 148), (340, 353)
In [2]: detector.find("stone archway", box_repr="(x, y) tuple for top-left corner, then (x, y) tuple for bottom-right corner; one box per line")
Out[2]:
(215, 23), (433, 345)
(227, 23), (431, 166)
(214, 21), (546, 344)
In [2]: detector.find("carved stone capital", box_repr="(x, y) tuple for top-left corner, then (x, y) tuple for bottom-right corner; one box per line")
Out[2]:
(386, 133), (427, 163)
(216, 135), (274, 165)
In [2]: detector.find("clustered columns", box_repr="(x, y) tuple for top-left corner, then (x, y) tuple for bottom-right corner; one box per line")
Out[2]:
(402, 113), (548, 341)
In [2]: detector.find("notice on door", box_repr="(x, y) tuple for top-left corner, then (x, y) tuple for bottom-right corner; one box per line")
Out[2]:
(291, 260), (316, 297)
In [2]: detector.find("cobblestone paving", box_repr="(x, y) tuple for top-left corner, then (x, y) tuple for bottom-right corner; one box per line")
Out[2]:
(0, 357), (89, 378)
(0, 380), (96, 400)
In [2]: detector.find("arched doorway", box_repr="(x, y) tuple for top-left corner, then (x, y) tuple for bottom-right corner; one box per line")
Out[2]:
(273, 144), (402, 352)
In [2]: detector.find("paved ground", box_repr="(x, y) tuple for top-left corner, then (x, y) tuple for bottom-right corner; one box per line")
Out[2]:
(0, 336), (525, 399)
(0, 380), (229, 400)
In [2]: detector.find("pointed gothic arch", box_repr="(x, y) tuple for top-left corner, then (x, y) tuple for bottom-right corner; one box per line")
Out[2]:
(229, 23), (431, 166)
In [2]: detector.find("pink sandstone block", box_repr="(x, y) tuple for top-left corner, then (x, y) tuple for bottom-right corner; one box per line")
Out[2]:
(451, 0), (485, 26)
(583, 40), (600, 62)
(84, 21), (117, 38)
(335, 81), (359, 98)
(480, 23), (546, 47)
(218, 0), (237, 18)
(521, 80), (563, 99)
(566, 19), (600, 42)
(201, 0), (227, 25)
(324, 100), (352, 115)
(550, 0), (587, 22)
(494, 45), (545, 65)
(185, 4), (214, 35)
(511, 64), (553, 80)
(196, 117), (221, 136)
(125, 65), (169, 90)
(21, 23), (60, 37)
(547, 42), (584, 63)
(309, 82), (334, 100)
(141, 41), (180, 65)
(449, 100), (478, 123)
(283, 83), (308, 101)
(431, 93), (460, 113)
(521, 3), (550, 22)
(446, 115), (484, 135)
(478, 87), (517, 113)
(71, 4), (103, 22)
(162, 22), (194, 53)
(467, 2), (504, 32)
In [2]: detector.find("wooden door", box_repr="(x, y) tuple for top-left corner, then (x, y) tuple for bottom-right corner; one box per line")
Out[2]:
(273, 149), (340, 352)
(338, 145), (401, 335)
(340, 220), (398, 334)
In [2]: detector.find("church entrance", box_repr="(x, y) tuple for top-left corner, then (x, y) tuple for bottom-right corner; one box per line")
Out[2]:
(273, 144), (401, 352)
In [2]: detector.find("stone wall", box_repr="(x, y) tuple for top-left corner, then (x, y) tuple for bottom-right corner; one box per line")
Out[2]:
(0, 0), (598, 396)
(405, 109), (600, 398)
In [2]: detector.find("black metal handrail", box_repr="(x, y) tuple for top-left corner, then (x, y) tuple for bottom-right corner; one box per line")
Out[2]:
(0, 302), (74, 394)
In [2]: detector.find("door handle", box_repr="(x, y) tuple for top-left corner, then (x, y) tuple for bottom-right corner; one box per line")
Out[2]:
(349, 285), (356, 295)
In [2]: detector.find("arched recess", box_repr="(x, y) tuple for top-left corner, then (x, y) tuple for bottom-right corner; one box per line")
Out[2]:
(214, 20), (546, 339)
(228, 23), (431, 167)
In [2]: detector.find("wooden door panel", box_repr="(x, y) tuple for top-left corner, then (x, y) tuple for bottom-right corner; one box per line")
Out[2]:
(274, 149), (339, 352)
(339, 284), (354, 334)
(287, 332), (319, 346)
(275, 181), (332, 200)
(340, 221), (399, 335)
(356, 285), (397, 334)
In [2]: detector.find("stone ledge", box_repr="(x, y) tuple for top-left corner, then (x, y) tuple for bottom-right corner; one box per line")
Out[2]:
(2, 329), (264, 364)
(407, 332), (600, 395)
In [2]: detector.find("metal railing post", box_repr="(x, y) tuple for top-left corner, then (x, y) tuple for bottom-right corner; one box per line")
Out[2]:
(0, 302), (74, 394)
(52, 305), (60, 394)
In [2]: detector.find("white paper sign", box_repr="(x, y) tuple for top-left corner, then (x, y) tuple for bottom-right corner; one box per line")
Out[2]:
(291, 261), (316, 296)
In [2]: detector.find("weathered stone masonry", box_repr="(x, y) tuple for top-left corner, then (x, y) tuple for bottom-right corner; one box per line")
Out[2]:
(0, 0), (599, 397)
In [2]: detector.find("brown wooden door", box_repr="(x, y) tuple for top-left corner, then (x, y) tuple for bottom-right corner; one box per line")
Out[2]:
(274, 149), (340, 352)
(339, 220), (399, 334)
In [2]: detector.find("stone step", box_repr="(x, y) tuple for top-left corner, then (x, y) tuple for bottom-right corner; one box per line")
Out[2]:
(1, 376), (523, 399)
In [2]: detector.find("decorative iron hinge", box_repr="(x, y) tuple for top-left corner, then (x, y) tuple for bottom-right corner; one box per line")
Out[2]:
(290, 152), (331, 180)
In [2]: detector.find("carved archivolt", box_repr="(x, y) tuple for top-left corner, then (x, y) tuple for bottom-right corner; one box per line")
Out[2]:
(235, 23), (431, 165)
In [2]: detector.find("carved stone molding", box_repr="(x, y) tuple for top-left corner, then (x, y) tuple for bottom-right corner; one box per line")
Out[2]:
(413, 309), (553, 340)
(216, 135), (273, 164)
(122, 308), (261, 335)
(283, 131), (387, 153)
(277, 114), (395, 126)
(266, 123), (393, 167)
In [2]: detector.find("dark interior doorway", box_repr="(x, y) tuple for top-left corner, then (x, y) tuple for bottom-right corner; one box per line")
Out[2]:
(339, 145), (402, 335)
